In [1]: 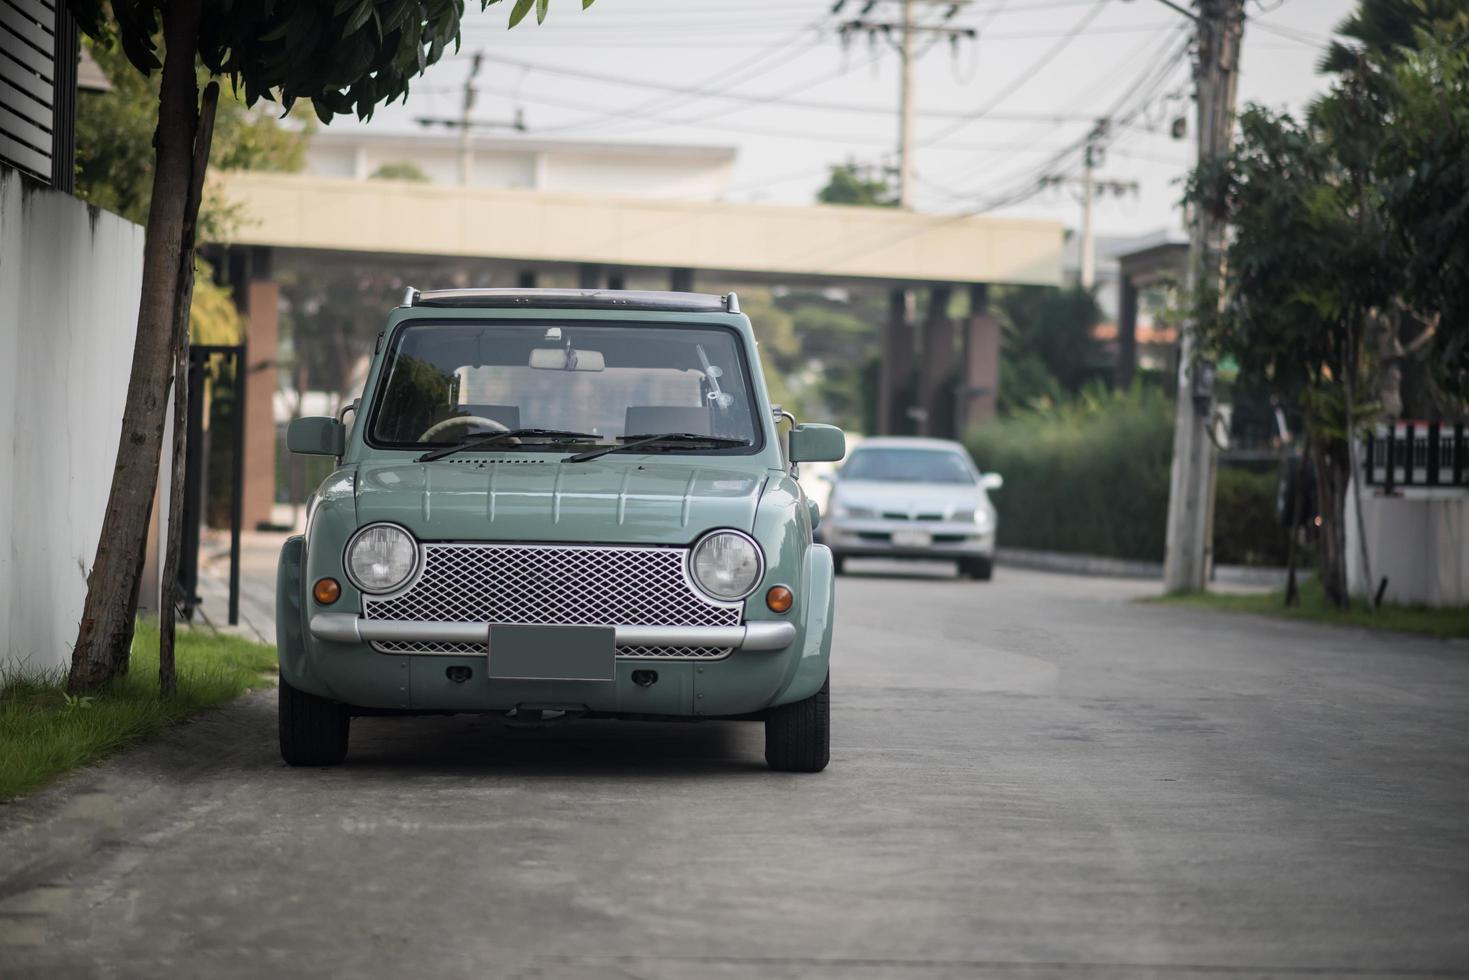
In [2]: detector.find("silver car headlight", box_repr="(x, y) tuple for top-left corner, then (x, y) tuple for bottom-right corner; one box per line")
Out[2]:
(955, 509), (993, 531)
(690, 530), (763, 600)
(345, 523), (418, 594)
(835, 503), (876, 520)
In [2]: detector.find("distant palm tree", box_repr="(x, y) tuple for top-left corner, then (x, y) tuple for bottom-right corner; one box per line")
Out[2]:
(1320, 0), (1469, 72)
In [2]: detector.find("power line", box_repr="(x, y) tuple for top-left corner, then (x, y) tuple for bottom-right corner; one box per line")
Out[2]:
(448, 20), (1183, 46)
(817, 31), (1193, 266)
(918, 0), (1110, 146)
(472, 79), (1128, 151)
(915, 20), (1187, 190)
(528, 15), (834, 137)
(432, 56), (1136, 125)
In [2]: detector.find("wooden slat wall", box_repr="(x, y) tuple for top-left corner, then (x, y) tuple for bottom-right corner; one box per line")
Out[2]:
(49, 0), (74, 189)
(0, 0), (66, 186)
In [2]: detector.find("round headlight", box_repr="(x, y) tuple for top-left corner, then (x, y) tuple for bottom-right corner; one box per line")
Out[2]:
(345, 523), (418, 594)
(690, 530), (763, 601)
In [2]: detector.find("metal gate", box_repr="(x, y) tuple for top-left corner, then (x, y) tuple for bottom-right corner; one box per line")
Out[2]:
(176, 344), (246, 625)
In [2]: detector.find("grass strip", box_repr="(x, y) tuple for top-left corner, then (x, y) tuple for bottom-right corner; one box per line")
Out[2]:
(1148, 578), (1469, 640)
(0, 621), (277, 802)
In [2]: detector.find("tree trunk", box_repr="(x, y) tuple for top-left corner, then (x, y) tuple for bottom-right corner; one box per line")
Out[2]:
(1345, 314), (1375, 614)
(160, 82), (220, 699)
(67, 0), (204, 693)
(1283, 441), (1306, 608)
(1312, 437), (1351, 610)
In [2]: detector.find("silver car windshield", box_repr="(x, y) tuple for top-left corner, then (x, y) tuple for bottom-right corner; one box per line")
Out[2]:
(843, 449), (975, 484)
(367, 321), (762, 451)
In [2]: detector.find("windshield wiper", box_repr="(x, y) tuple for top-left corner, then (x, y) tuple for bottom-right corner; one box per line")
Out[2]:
(564, 432), (750, 464)
(418, 429), (601, 463)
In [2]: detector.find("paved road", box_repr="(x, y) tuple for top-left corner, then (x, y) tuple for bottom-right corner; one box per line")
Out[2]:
(3, 562), (1467, 979)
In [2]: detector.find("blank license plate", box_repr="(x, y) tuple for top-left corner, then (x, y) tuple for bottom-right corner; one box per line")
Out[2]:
(892, 529), (932, 548)
(487, 625), (616, 682)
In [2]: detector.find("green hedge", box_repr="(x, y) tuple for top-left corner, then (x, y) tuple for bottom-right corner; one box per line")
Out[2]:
(1213, 466), (1288, 567)
(965, 388), (1285, 566)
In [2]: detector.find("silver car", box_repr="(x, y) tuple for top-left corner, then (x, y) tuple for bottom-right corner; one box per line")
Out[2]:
(822, 437), (1002, 580)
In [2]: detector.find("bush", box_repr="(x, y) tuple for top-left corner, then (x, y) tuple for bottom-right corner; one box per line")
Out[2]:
(966, 387), (1174, 561)
(1213, 466), (1288, 567)
(966, 388), (1285, 566)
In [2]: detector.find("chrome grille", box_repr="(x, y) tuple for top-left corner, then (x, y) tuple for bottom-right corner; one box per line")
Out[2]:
(362, 542), (742, 657)
(372, 639), (732, 660)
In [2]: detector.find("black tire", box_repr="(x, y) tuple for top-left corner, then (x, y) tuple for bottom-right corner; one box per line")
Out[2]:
(832, 553), (846, 575)
(765, 674), (830, 773)
(960, 557), (994, 581)
(279, 678), (351, 766)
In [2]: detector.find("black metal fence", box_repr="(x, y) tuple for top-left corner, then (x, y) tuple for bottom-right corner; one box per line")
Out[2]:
(177, 344), (245, 624)
(1363, 420), (1467, 490)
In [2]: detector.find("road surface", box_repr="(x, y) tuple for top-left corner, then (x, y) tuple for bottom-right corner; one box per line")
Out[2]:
(2, 562), (1467, 979)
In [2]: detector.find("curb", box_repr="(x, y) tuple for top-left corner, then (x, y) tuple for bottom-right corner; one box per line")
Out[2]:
(996, 547), (1300, 588)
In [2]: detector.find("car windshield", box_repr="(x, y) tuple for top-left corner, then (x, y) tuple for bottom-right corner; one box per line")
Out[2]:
(368, 321), (762, 451)
(842, 448), (975, 484)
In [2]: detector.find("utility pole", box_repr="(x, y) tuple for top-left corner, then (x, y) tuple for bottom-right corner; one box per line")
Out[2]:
(460, 52), (483, 186)
(899, 0), (915, 207)
(1040, 119), (1137, 291)
(836, 0), (976, 435)
(835, 0), (975, 209)
(1162, 0), (1246, 592)
(1081, 142), (1098, 289)
(415, 53), (527, 178)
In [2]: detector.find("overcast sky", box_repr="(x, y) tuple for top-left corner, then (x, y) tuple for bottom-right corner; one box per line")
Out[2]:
(337, 0), (1356, 240)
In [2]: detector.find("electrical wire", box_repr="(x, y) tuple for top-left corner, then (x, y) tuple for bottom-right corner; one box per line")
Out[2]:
(437, 53), (1165, 124)
(918, 0), (1110, 147)
(915, 20), (1188, 193)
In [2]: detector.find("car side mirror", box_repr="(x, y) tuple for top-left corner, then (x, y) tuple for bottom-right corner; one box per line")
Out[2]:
(788, 423), (845, 463)
(980, 472), (1004, 491)
(288, 417), (346, 457)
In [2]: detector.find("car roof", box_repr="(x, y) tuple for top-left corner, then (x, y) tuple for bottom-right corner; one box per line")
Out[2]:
(403, 287), (742, 315)
(852, 436), (971, 453)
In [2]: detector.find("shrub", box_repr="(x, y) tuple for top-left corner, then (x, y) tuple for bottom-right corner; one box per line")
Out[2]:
(966, 388), (1285, 566)
(1213, 466), (1289, 567)
(966, 387), (1174, 561)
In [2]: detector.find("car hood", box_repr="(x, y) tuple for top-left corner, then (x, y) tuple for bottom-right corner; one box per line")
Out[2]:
(352, 457), (767, 545)
(833, 480), (988, 517)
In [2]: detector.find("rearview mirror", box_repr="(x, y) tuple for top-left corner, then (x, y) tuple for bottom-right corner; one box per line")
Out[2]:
(981, 472), (1004, 491)
(788, 423), (846, 463)
(287, 417), (345, 457)
(529, 348), (606, 371)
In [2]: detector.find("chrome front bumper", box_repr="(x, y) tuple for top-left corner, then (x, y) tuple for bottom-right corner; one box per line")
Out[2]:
(309, 613), (796, 652)
(825, 520), (993, 556)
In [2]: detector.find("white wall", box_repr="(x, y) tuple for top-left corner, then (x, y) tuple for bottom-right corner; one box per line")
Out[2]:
(1346, 483), (1469, 608)
(541, 151), (734, 201)
(303, 138), (736, 200)
(0, 167), (146, 674)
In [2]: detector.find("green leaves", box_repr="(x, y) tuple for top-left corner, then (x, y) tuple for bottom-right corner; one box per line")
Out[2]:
(71, 0), (593, 130)
(507, 0), (535, 27)
(493, 0), (589, 27)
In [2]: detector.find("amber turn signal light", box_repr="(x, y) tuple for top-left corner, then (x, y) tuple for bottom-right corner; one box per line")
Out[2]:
(313, 577), (342, 605)
(765, 585), (794, 613)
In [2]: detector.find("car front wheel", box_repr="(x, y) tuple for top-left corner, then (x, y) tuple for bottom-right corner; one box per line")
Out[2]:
(765, 673), (830, 772)
(279, 678), (351, 766)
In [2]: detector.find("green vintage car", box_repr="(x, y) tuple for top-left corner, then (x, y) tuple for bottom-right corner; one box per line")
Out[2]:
(277, 288), (845, 771)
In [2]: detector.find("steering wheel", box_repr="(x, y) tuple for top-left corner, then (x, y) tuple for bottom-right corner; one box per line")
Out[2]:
(418, 415), (512, 442)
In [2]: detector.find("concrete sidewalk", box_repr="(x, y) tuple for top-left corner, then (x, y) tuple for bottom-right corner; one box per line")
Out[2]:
(194, 526), (292, 646)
